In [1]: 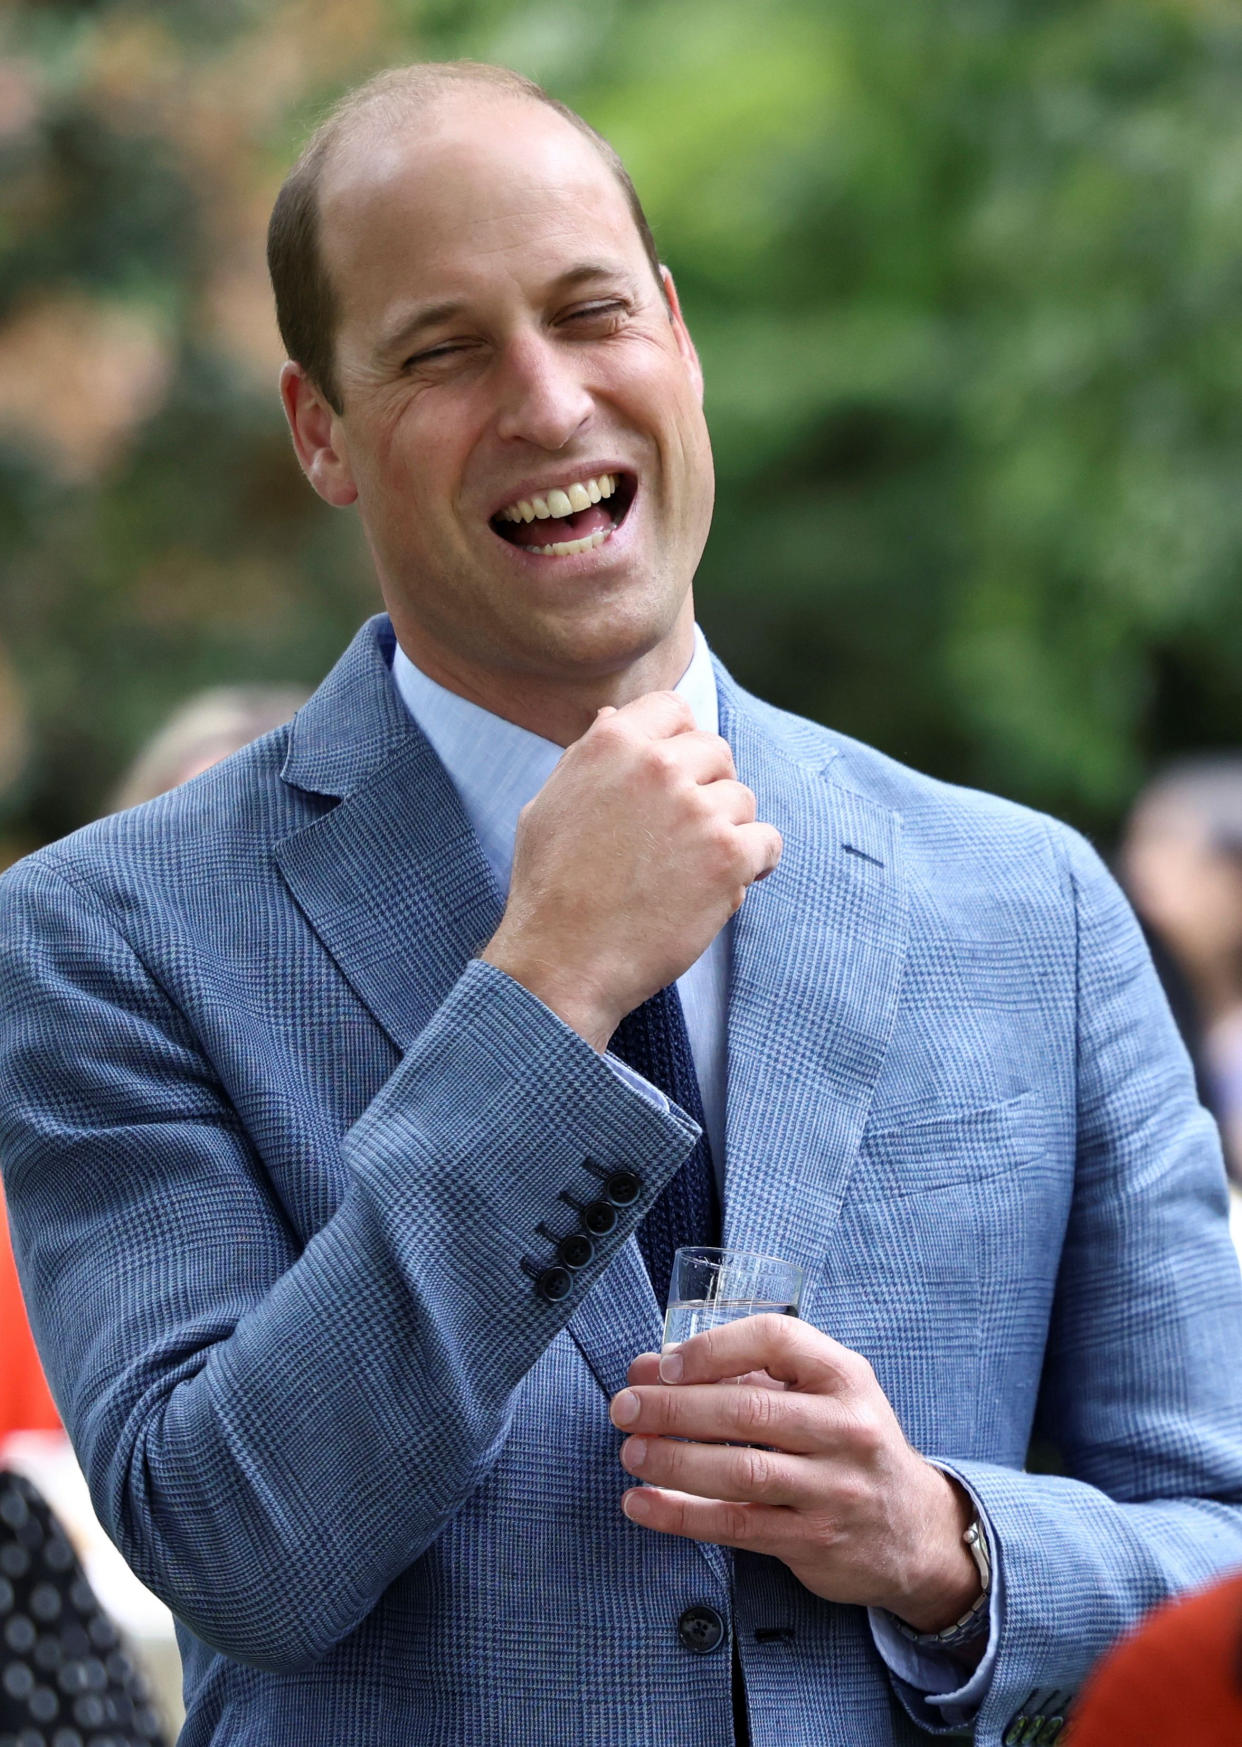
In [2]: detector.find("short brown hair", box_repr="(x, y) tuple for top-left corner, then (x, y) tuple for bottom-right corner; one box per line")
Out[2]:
(266, 62), (666, 414)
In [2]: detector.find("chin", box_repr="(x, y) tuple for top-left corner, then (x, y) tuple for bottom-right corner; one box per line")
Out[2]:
(527, 600), (689, 679)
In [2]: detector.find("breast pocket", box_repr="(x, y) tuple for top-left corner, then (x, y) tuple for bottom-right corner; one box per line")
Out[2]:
(806, 1092), (1064, 1456)
(852, 1089), (1049, 1199)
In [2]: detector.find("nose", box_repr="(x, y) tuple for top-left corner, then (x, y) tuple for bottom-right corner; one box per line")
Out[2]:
(493, 331), (593, 451)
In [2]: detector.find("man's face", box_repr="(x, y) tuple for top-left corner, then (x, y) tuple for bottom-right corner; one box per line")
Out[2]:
(308, 92), (714, 719)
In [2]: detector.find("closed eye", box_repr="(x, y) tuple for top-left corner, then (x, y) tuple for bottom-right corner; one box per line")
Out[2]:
(559, 300), (630, 332)
(402, 340), (478, 371)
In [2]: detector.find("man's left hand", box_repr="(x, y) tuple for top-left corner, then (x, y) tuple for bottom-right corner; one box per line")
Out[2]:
(611, 1314), (980, 1633)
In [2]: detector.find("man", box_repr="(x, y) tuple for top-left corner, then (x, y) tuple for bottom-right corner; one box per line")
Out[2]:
(2, 61), (1242, 1747)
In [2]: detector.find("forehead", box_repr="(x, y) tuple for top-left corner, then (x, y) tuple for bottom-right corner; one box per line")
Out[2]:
(318, 93), (645, 328)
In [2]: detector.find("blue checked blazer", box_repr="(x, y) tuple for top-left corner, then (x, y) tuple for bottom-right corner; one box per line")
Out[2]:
(4, 614), (1242, 1746)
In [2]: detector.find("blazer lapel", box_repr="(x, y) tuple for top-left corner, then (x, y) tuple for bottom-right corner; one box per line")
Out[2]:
(718, 675), (909, 1328)
(274, 617), (505, 1050)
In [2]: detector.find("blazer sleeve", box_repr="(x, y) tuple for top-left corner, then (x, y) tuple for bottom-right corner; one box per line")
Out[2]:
(899, 824), (1242, 1744)
(0, 851), (698, 1674)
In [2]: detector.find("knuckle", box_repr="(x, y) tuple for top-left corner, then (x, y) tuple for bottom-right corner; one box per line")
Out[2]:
(844, 1350), (878, 1393)
(639, 740), (677, 780)
(660, 1435), (685, 1479)
(704, 818), (741, 867)
(667, 1492), (691, 1535)
(721, 1502), (752, 1544)
(737, 1386), (777, 1436)
(647, 1390), (674, 1433)
(587, 715), (628, 755)
(737, 1446), (772, 1495)
(848, 1405), (886, 1459)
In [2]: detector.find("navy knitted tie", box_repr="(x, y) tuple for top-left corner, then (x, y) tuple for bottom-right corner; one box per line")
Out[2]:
(610, 983), (721, 1311)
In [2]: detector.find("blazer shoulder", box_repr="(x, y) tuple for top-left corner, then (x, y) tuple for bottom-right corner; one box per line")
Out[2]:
(732, 683), (1096, 894)
(1, 723), (321, 914)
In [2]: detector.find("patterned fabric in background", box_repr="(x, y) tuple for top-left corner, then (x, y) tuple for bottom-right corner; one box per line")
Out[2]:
(1, 1470), (166, 1747)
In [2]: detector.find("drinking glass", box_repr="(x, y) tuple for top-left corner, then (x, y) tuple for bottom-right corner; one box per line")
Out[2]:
(662, 1246), (803, 1352)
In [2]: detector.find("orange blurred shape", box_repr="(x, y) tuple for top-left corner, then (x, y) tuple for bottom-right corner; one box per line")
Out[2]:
(0, 293), (171, 482)
(1069, 1572), (1242, 1744)
(1, 1183), (60, 1436)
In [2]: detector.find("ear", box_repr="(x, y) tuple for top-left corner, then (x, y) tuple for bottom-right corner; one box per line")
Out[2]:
(659, 267), (704, 405)
(279, 361), (358, 507)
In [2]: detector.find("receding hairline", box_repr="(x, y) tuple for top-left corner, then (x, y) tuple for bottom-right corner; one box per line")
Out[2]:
(268, 62), (668, 410)
(314, 64), (596, 189)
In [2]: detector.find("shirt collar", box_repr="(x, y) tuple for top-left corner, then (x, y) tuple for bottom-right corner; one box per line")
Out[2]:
(391, 626), (719, 893)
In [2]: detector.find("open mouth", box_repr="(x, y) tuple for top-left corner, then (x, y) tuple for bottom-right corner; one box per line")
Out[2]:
(489, 471), (637, 557)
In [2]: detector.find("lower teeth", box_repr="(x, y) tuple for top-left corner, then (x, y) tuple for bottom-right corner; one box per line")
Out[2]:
(529, 528), (611, 558)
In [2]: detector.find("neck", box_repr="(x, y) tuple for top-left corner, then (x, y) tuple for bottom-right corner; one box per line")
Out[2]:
(390, 621), (698, 747)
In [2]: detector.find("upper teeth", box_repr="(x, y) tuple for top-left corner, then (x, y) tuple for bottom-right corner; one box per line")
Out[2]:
(498, 474), (617, 523)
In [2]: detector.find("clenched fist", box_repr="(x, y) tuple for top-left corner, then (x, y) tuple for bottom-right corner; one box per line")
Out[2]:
(481, 690), (781, 1048)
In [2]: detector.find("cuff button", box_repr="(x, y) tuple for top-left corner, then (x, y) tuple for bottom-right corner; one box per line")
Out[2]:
(583, 1199), (617, 1236)
(535, 1266), (572, 1303)
(605, 1170), (641, 1206)
(558, 1232), (594, 1270)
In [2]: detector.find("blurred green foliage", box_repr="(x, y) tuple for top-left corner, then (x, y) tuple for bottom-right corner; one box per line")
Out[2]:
(2, 0), (1242, 849)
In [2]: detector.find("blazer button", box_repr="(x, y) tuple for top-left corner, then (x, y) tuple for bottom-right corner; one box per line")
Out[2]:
(583, 1199), (617, 1236)
(678, 1605), (725, 1654)
(605, 1170), (642, 1206)
(535, 1266), (572, 1303)
(557, 1231), (594, 1271)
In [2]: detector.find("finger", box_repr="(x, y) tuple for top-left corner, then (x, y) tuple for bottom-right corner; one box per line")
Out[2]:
(660, 1313), (865, 1396)
(611, 1381), (823, 1453)
(626, 1352), (662, 1386)
(619, 1433), (814, 1508)
(734, 822), (783, 885)
(621, 1486), (796, 1556)
(624, 729), (735, 787)
(701, 777), (757, 824)
(604, 689), (698, 740)
(658, 730), (737, 785)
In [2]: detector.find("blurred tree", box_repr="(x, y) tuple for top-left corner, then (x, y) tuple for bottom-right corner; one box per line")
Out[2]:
(1, 0), (1241, 846)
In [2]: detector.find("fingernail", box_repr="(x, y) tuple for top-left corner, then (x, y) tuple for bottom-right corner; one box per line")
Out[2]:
(611, 1389), (640, 1426)
(622, 1489), (651, 1522)
(625, 1437), (647, 1468)
(659, 1351), (683, 1383)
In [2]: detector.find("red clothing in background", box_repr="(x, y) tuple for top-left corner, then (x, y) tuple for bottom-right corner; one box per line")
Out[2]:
(1, 1184), (59, 1435)
(1070, 1572), (1242, 1744)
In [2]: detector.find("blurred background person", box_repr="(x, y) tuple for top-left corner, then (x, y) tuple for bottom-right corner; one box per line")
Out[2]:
(107, 684), (309, 811)
(1120, 757), (1242, 1189)
(0, 1468), (169, 1745)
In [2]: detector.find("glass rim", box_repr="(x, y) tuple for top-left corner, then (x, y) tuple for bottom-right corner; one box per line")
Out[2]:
(672, 1245), (803, 1278)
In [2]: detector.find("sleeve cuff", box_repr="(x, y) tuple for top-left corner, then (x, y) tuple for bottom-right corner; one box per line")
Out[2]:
(602, 1051), (671, 1115)
(867, 1480), (1001, 1729)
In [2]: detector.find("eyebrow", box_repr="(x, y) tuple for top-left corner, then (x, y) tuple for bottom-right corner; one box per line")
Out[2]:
(373, 261), (638, 362)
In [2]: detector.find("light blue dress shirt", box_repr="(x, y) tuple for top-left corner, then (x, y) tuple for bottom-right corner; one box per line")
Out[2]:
(389, 626), (998, 1724)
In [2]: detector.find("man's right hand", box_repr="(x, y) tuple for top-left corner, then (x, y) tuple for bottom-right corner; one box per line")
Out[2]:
(480, 691), (782, 1050)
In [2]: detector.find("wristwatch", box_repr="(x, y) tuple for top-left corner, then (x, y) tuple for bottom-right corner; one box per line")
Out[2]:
(891, 1518), (992, 1649)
